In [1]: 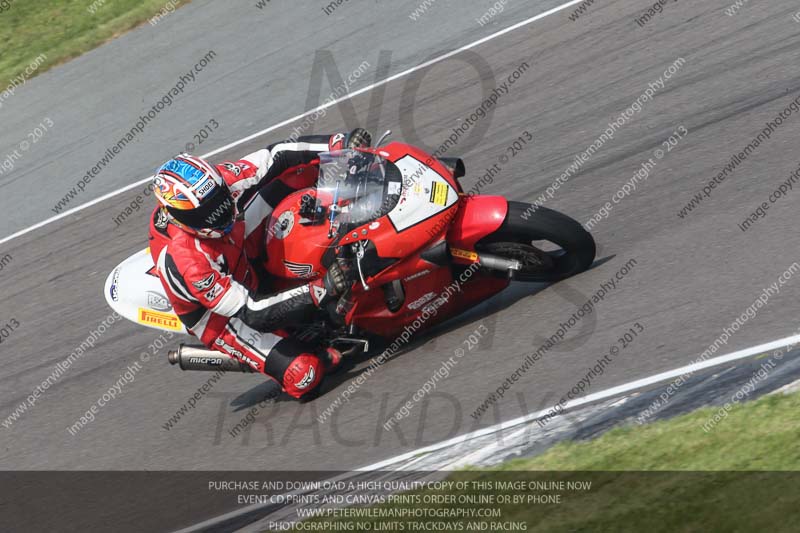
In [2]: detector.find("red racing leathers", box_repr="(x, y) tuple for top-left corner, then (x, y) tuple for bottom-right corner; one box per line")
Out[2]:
(148, 135), (338, 398)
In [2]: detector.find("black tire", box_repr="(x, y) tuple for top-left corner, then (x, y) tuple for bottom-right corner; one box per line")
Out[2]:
(476, 201), (596, 282)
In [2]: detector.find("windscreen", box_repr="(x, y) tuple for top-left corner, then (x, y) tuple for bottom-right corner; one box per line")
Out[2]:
(315, 149), (402, 228)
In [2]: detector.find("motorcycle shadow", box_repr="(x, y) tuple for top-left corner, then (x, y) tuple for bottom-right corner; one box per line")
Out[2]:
(230, 255), (614, 407)
(316, 254), (615, 397)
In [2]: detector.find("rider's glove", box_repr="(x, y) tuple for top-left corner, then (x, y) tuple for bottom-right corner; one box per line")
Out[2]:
(328, 128), (372, 151)
(325, 260), (350, 295)
(346, 128), (372, 149)
(309, 260), (350, 307)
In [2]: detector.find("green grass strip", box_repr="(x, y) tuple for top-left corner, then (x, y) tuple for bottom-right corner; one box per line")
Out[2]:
(0, 0), (191, 88)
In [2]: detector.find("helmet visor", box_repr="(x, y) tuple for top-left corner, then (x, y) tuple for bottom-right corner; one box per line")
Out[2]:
(166, 186), (235, 231)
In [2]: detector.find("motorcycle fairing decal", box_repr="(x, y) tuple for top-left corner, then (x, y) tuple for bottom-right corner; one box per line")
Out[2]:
(404, 269), (431, 281)
(284, 260), (316, 278)
(271, 210), (295, 240)
(146, 291), (172, 311)
(109, 268), (121, 302)
(105, 248), (189, 335)
(389, 155), (457, 232)
(430, 182), (448, 206)
(138, 308), (182, 331)
(407, 291), (436, 310)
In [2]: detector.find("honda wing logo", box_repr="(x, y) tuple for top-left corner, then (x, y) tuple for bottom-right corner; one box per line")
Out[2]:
(284, 260), (316, 279)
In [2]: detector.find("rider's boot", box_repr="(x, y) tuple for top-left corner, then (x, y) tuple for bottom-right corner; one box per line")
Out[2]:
(319, 346), (343, 375)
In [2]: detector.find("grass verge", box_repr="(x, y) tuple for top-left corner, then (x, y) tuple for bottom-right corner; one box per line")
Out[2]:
(503, 387), (800, 471)
(0, 0), (191, 88)
(295, 391), (800, 532)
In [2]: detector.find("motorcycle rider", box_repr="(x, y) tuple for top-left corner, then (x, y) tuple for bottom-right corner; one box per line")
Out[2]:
(148, 129), (371, 399)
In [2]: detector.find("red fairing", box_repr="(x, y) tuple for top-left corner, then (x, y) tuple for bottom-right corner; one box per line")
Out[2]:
(261, 142), (513, 339)
(265, 189), (335, 285)
(446, 195), (508, 250)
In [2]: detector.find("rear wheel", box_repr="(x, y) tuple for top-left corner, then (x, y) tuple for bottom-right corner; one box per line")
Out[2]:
(476, 202), (596, 282)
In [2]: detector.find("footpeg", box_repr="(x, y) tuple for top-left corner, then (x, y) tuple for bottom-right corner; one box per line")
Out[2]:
(331, 337), (370, 356)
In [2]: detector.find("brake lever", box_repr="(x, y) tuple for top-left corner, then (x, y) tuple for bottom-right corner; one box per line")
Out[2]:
(375, 129), (392, 147)
(355, 242), (369, 291)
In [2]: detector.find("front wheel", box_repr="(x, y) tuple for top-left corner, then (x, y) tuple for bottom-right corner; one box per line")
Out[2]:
(476, 202), (595, 282)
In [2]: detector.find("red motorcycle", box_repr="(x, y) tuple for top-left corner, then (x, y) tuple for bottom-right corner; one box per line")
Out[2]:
(256, 136), (595, 353)
(108, 134), (595, 369)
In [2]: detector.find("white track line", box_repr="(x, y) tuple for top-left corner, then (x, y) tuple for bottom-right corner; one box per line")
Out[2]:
(359, 332), (800, 471)
(172, 332), (800, 533)
(0, 0), (588, 248)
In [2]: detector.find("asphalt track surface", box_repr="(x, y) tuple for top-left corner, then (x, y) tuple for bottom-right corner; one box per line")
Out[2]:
(2, 0), (800, 512)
